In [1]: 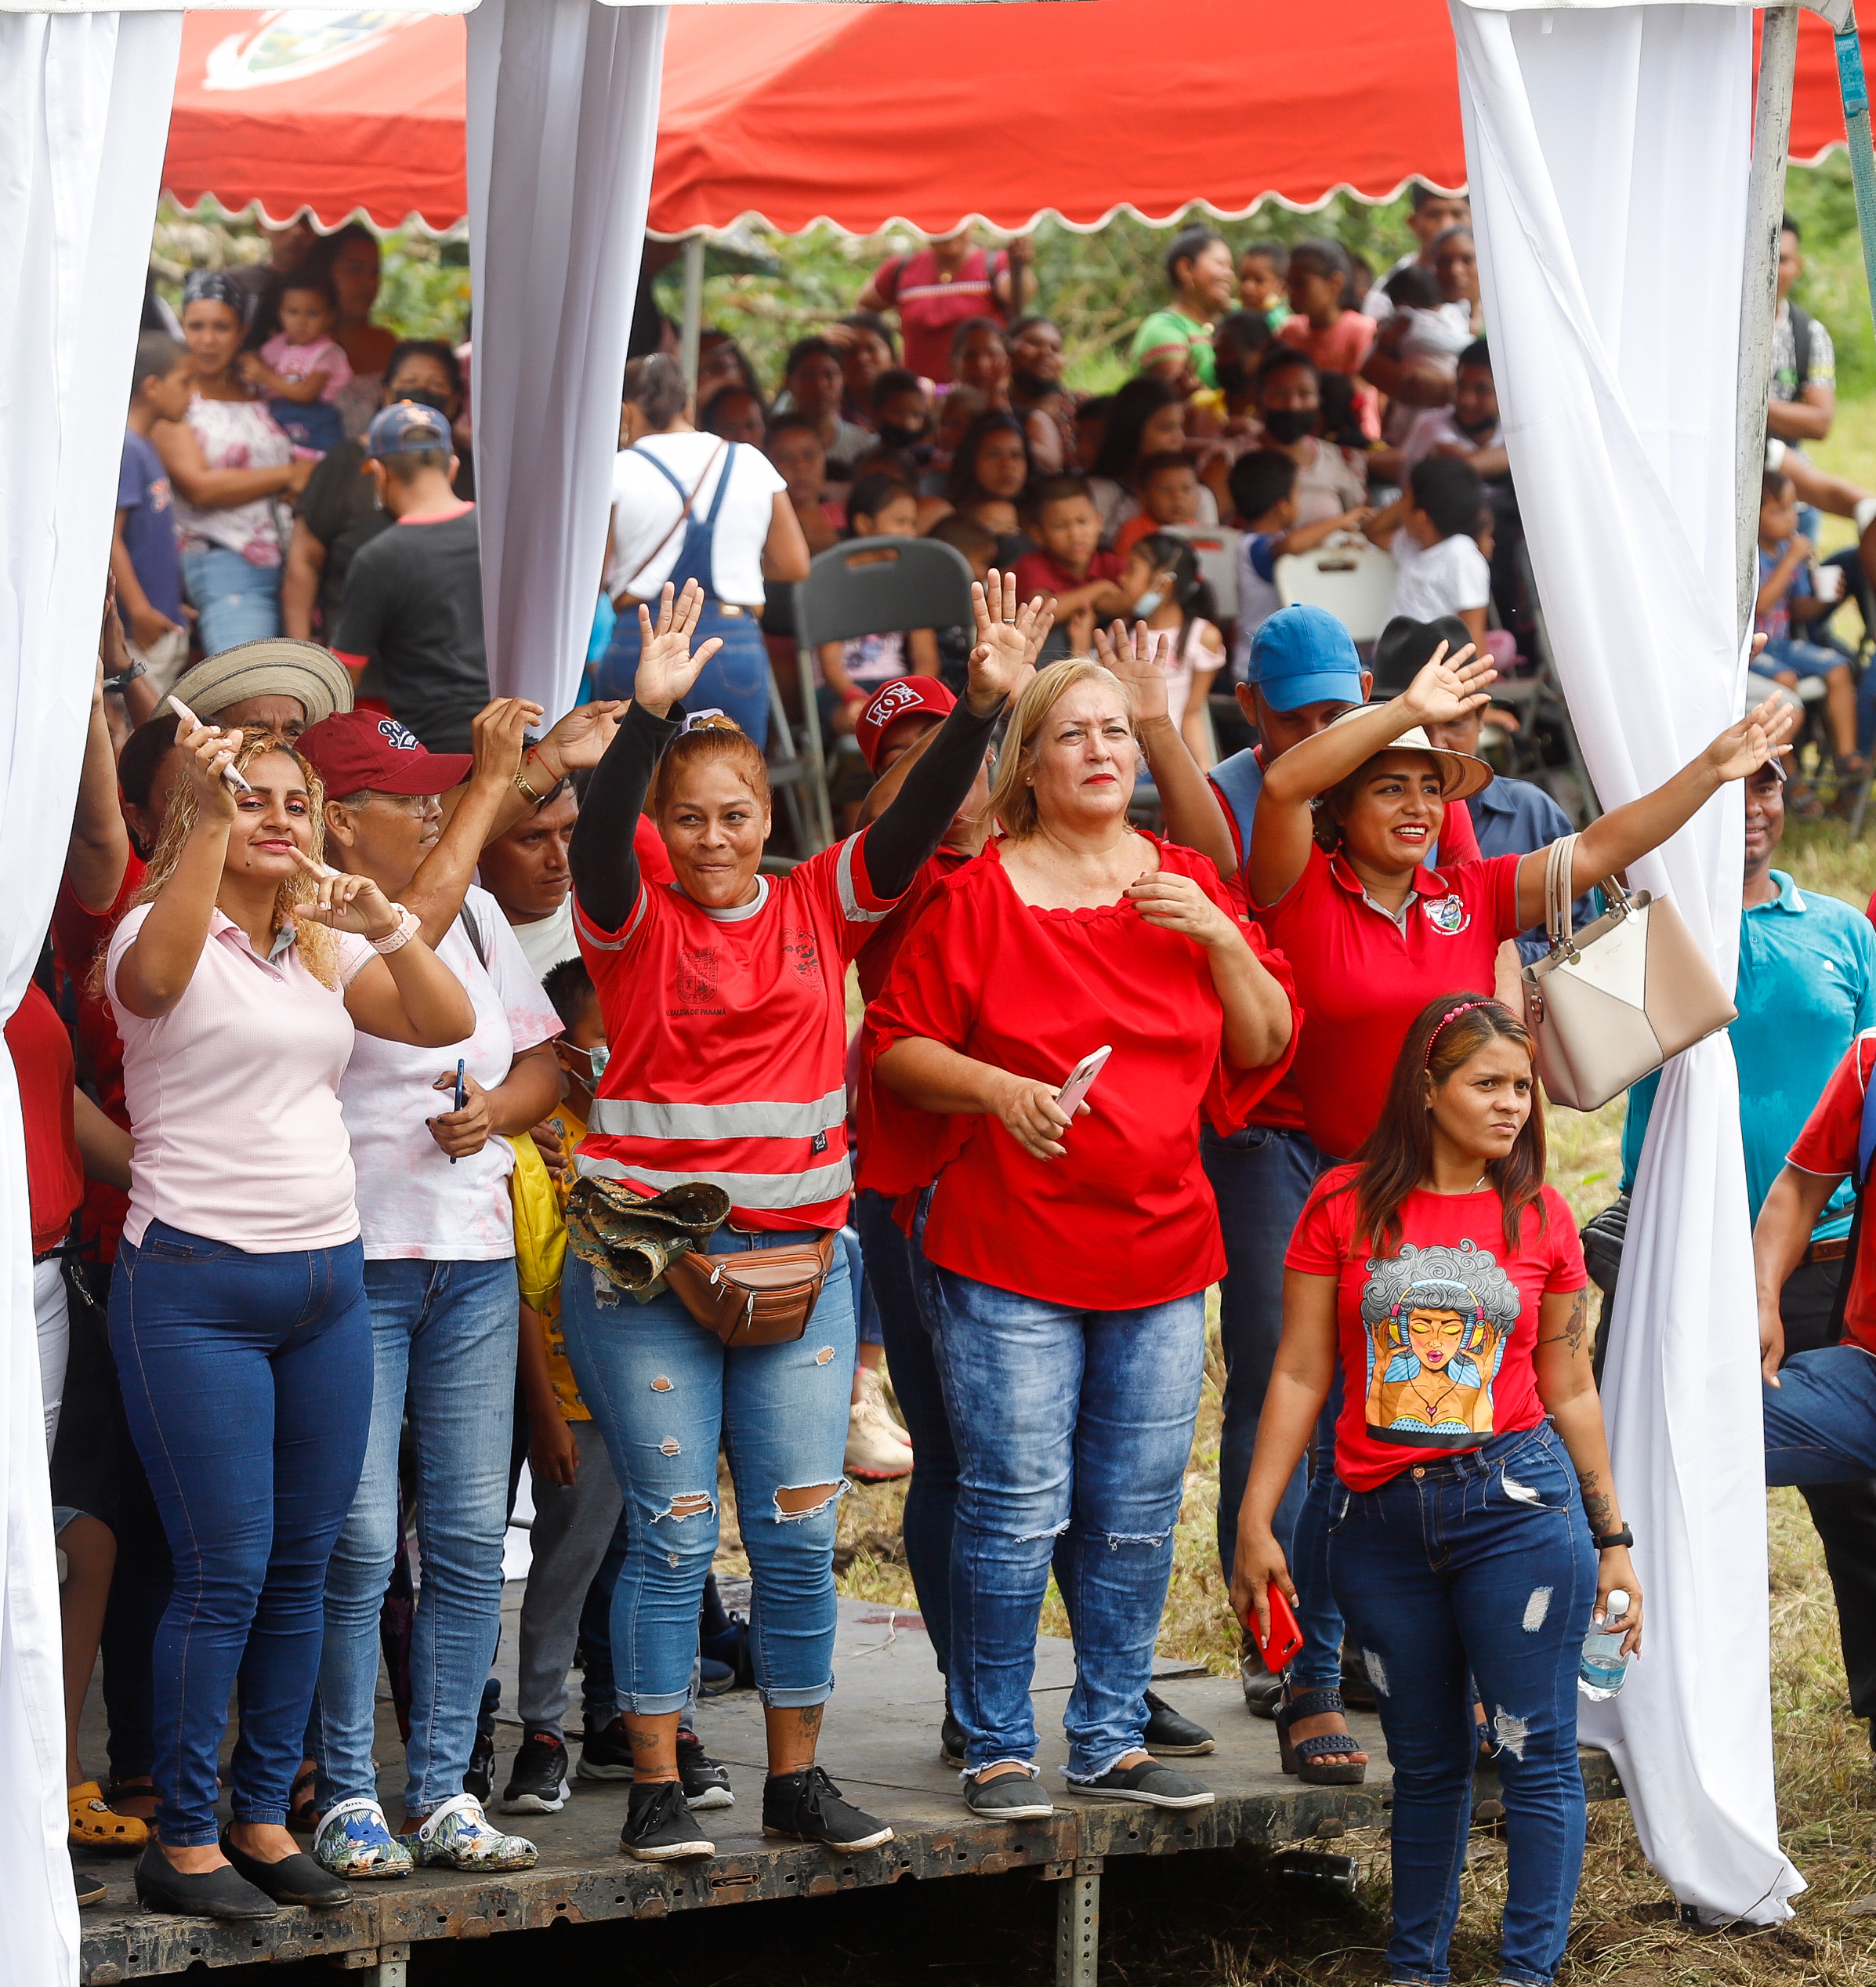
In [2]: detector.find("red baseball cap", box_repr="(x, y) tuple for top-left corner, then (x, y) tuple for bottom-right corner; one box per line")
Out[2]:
(854, 677), (956, 773)
(295, 711), (473, 797)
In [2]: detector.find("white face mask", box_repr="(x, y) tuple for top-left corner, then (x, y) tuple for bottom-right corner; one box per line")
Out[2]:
(588, 1044), (609, 1085)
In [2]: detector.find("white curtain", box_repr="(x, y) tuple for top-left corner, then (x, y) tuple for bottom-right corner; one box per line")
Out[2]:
(0, 13), (182, 1983)
(1452, 1), (1803, 1924)
(467, 0), (668, 719)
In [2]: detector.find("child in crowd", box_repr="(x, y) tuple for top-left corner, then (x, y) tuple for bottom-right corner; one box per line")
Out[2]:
(113, 331), (193, 693)
(1013, 474), (1130, 657)
(1369, 454), (1493, 646)
(925, 513), (998, 694)
(817, 475), (941, 732)
(240, 273), (352, 454)
(1277, 240), (1380, 440)
(766, 413), (842, 554)
(1114, 451), (1204, 560)
(1074, 395), (1110, 477)
(871, 368), (933, 459)
(1758, 468), (1863, 772)
(921, 386), (988, 498)
(1121, 532), (1226, 767)
(1226, 449), (1373, 677)
(1238, 241), (1291, 329)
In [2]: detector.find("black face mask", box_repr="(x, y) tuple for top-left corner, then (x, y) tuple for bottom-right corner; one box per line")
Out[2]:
(1261, 408), (1318, 444)
(878, 422), (928, 451)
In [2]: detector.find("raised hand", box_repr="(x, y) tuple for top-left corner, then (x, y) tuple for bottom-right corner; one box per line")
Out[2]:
(467, 696), (544, 791)
(1015, 591), (1055, 676)
(965, 569), (1042, 716)
(178, 714), (246, 822)
(1094, 618), (1174, 727)
(289, 848), (402, 941)
(632, 579), (724, 718)
(1705, 693), (1801, 785)
(538, 699), (627, 773)
(1399, 640), (1496, 730)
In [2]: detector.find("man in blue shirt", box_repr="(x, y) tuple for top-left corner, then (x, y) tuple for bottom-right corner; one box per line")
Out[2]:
(1621, 759), (1876, 1737)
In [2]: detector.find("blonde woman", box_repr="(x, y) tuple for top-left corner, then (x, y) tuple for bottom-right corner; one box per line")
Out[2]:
(868, 654), (1295, 1819)
(105, 719), (471, 1922)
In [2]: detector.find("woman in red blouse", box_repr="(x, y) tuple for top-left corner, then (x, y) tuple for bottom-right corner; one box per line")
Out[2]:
(1230, 997), (1641, 1987)
(870, 655), (1296, 1820)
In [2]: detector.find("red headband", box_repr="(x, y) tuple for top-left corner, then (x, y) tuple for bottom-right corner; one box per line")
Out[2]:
(1425, 999), (1490, 1064)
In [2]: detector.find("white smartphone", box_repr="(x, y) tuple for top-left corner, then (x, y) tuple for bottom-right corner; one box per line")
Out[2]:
(168, 696), (254, 793)
(1056, 1045), (1113, 1121)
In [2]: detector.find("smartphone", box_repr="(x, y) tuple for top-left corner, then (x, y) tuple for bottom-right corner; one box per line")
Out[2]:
(448, 1057), (466, 1167)
(168, 696), (253, 793)
(1056, 1045), (1112, 1120)
(1253, 1580), (1305, 1673)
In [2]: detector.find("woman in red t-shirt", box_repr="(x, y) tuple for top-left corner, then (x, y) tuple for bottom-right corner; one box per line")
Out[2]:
(1231, 996), (1640, 1987)
(870, 654), (1296, 1821)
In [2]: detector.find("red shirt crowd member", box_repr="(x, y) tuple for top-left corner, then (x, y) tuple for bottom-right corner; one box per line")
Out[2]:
(1248, 615), (1797, 1164)
(557, 575), (1032, 1867)
(857, 227), (1025, 384)
(1232, 997), (1637, 1987)
(9, 983), (86, 1451)
(870, 653), (1295, 1822)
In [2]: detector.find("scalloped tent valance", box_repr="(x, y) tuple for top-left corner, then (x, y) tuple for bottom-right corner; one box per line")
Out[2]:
(154, 1), (1876, 239)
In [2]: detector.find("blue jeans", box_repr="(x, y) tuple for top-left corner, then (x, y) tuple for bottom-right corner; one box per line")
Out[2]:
(844, 1224), (883, 1350)
(108, 1221), (371, 1846)
(914, 1259), (1206, 1779)
(309, 1257), (519, 1816)
(560, 1231), (855, 1710)
(182, 544), (282, 654)
(1330, 1423), (1595, 1986)
(596, 604), (771, 747)
(855, 1187), (958, 1672)
(1762, 634), (1846, 681)
(1765, 1343), (1876, 1480)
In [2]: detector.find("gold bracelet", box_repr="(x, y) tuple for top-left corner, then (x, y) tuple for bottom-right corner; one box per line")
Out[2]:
(513, 761), (549, 806)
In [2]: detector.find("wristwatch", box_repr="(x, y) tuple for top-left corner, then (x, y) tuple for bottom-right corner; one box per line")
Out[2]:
(1592, 1525), (1634, 1550)
(103, 658), (147, 693)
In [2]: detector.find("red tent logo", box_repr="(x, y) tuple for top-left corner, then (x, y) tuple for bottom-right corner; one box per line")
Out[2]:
(203, 9), (435, 93)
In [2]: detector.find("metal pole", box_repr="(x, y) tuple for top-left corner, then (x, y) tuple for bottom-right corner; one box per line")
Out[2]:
(679, 234), (705, 397)
(1737, 8), (1800, 643)
(1053, 1863), (1100, 1987)
(1835, 14), (1876, 341)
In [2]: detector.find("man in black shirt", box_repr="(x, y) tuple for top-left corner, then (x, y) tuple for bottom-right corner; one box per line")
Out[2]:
(331, 400), (489, 752)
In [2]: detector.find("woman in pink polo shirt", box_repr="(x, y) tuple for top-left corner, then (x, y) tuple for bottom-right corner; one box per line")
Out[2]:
(104, 717), (471, 1923)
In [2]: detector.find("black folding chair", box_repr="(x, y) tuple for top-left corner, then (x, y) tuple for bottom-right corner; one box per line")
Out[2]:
(791, 537), (977, 849)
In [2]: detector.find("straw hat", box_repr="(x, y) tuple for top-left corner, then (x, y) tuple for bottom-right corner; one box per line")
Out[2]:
(1322, 704), (1495, 802)
(161, 640), (354, 729)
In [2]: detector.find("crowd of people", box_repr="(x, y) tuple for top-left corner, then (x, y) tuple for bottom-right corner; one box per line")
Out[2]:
(18, 190), (1876, 1987)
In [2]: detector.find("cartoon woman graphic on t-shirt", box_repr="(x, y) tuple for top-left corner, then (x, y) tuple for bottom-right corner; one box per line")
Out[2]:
(1359, 1240), (1521, 1449)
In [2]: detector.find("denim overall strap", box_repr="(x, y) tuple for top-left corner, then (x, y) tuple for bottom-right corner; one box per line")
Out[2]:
(633, 441), (736, 603)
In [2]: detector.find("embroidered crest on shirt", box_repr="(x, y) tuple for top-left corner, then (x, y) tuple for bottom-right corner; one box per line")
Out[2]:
(1422, 894), (1471, 936)
(672, 945), (723, 1017)
(1357, 1239), (1520, 1449)
(780, 926), (823, 984)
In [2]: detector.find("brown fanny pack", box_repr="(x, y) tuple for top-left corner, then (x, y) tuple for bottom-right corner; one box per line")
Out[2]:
(564, 1176), (835, 1349)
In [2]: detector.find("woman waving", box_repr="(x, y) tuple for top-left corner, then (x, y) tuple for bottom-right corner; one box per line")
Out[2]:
(561, 574), (1034, 1866)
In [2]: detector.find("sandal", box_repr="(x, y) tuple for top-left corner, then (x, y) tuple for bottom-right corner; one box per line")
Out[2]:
(1274, 1684), (1367, 1786)
(103, 1775), (158, 1821)
(69, 1779), (149, 1852)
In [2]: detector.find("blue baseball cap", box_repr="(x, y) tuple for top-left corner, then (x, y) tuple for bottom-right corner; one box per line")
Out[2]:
(366, 398), (454, 460)
(1247, 604), (1365, 711)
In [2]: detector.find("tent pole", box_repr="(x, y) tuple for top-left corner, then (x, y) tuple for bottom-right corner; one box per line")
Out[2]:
(1834, 13), (1876, 345)
(679, 233), (704, 395)
(1738, 6), (1799, 643)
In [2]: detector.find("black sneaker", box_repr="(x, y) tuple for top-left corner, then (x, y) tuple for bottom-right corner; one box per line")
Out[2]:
(940, 1708), (967, 1768)
(500, 1730), (569, 1815)
(675, 1729), (734, 1811)
(1068, 1760), (1215, 1809)
(578, 1717), (635, 1782)
(762, 1765), (893, 1851)
(74, 1866), (106, 1907)
(1143, 1690), (1215, 1757)
(962, 1769), (1055, 1821)
(619, 1780), (715, 1862)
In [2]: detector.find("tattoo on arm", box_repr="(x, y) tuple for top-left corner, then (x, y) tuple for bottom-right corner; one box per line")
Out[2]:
(1538, 1288), (1592, 1358)
(1577, 1466), (1616, 1537)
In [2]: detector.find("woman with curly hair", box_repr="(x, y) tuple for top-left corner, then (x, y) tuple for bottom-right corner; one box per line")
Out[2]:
(104, 717), (471, 1922)
(1231, 995), (1639, 1987)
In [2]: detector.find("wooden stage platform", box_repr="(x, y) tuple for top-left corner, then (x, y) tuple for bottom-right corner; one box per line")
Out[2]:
(74, 1592), (1621, 1985)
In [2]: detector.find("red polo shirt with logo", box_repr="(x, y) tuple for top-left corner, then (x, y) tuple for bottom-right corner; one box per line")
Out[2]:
(1254, 844), (1524, 1161)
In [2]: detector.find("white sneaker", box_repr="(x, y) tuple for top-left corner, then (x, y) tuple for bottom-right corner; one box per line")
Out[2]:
(845, 1366), (914, 1481)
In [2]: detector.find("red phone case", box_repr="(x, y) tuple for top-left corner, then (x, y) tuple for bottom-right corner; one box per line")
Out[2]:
(1255, 1581), (1304, 1672)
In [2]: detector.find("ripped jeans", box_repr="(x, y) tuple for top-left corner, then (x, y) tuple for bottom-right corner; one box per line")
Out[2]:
(559, 1231), (855, 1713)
(916, 1261), (1206, 1779)
(1329, 1421), (1595, 1987)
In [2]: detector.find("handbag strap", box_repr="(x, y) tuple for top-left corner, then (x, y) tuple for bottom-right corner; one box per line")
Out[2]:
(1545, 832), (1635, 959)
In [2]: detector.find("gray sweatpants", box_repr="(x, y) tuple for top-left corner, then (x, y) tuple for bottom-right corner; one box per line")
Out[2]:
(517, 1420), (624, 1734)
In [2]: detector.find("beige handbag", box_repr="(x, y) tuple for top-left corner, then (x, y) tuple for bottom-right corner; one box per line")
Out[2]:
(1519, 834), (1736, 1111)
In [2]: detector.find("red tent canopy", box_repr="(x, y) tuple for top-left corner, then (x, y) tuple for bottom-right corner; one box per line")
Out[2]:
(162, 3), (1871, 237)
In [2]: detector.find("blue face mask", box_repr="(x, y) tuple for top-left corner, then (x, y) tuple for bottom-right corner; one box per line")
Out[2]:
(1133, 588), (1166, 618)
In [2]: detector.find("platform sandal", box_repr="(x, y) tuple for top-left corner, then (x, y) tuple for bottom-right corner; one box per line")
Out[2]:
(69, 1780), (149, 1852)
(1273, 1684), (1367, 1786)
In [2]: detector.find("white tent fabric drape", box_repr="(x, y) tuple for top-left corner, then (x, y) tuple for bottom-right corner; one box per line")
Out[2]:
(0, 13), (183, 1983)
(1452, 1), (1803, 1924)
(467, 0), (667, 719)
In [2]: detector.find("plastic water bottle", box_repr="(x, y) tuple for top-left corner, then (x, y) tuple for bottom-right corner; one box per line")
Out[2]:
(1577, 1590), (1631, 1700)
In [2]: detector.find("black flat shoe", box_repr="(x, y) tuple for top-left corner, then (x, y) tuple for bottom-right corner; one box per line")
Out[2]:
(1143, 1690), (1215, 1757)
(221, 1832), (353, 1906)
(133, 1842), (277, 1921)
(74, 1866), (106, 1907)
